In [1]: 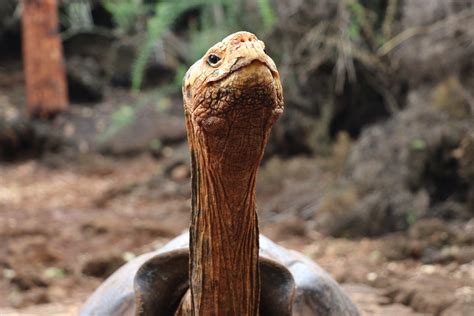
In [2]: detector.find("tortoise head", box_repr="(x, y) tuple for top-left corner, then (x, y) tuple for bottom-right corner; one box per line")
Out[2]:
(182, 31), (284, 177)
(182, 31), (283, 111)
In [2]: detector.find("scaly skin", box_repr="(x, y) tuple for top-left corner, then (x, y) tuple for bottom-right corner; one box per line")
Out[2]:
(183, 31), (283, 316)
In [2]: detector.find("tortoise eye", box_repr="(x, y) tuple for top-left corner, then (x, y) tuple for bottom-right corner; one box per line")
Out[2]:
(207, 54), (221, 65)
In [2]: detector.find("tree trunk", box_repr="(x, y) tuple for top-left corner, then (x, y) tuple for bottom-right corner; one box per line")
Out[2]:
(21, 0), (68, 118)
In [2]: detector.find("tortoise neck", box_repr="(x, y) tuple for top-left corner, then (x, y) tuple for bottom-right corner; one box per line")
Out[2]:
(186, 115), (263, 316)
(189, 150), (260, 316)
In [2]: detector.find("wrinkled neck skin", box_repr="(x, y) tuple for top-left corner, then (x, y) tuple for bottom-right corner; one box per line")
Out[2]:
(188, 122), (258, 315)
(185, 82), (281, 315)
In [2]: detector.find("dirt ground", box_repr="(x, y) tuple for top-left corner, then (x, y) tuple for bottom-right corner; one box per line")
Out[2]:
(0, 50), (473, 315)
(1, 154), (473, 316)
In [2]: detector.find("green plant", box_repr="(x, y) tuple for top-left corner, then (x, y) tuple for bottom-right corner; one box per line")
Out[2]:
(99, 104), (135, 142)
(43, 267), (66, 279)
(132, 0), (276, 91)
(405, 210), (418, 225)
(60, 0), (94, 32)
(411, 139), (427, 151)
(103, 0), (151, 34)
(347, 1), (364, 41)
(132, 0), (218, 91)
(257, 0), (276, 32)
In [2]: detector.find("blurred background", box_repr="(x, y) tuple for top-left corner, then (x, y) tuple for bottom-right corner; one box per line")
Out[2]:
(0, 0), (473, 315)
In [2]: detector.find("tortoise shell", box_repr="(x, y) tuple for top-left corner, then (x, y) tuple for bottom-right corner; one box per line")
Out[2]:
(80, 233), (359, 315)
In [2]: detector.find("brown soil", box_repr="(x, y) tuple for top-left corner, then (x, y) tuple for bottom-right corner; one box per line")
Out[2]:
(1, 155), (473, 315)
(0, 52), (473, 316)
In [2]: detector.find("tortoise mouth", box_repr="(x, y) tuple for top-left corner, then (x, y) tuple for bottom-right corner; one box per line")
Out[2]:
(231, 60), (276, 87)
(208, 57), (279, 86)
(207, 60), (278, 97)
(230, 58), (279, 80)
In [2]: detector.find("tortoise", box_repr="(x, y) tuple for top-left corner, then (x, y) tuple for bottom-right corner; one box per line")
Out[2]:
(80, 31), (360, 316)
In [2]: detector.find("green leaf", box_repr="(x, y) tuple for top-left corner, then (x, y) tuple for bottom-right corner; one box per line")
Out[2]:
(348, 22), (361, 40)
(405, 211), (417, 225)
(132, 0), (224, 91)
(43, 267), (66, 279)
(122, 252), (136, 262)
(411, 139), (426, 151)
(257, 0), (276, 32)
(99, 104), (135, 142)
(131, 0), (276, 91)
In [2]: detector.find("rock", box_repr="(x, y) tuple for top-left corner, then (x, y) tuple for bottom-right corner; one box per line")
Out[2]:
(63, 31), (115, 67)
(457, 219), (474, 244)
(377, 219), (473, 264)
(258, 156), (328, 222)
(0, 118), (35, 160)
(107, 34), (179, 88)
(457, 134), (474, 211)
(8, 288), (50, 308)
(441, 301), (474, 316)
(81, 254), (125, 279)
(108, 40), (137, 87)
(387, 274), (470, 315)
(10, 272), (48, 292)
(454, 246), (474, 264)
(316, 188), (429, 237)
(169, 163), (190, 182)
(63, 31), (117, 103)
(0, 0), (19, 57)
(458, 134), (474, 181)
(0, 117), (64, 161)
(420, 248), (454, 265)
(344, 283), (427, 316)
(99, 100), (186, 155)
(159, 141), (190, 166)
(408, 218), (453, 242)
(316, 88), (474, 236)
(0, 0), (16, 31)
(67, 57), (105, 103)
(393, 1), (474, 84)
(431, 76), (472, 119)
(261, 218), (308, 241)
(313, 187), (361, 237)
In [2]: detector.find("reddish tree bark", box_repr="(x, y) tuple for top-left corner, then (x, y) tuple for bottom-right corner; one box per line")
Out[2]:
(21, 0), (68, 117)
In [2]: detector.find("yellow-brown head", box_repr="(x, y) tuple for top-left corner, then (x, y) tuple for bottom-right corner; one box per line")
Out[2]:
(183, 31), (283, 175)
